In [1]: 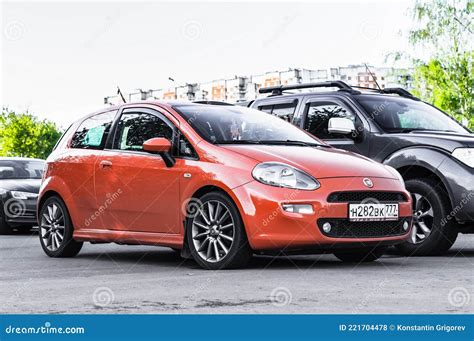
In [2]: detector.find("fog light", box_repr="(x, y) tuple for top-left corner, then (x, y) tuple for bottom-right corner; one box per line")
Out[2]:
(282, 204), (314, 214)
(322, 222), (332, 233)
(403, 221), (409, 231)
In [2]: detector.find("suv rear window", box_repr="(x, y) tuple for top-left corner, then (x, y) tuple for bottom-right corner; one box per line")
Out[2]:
(71, 111), (116, 149)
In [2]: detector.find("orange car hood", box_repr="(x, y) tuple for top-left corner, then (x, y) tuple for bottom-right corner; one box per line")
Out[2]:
(221, 145), (396, 179)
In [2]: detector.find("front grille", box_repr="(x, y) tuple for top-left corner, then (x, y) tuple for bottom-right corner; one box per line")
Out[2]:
(317, 218), (410, 238)
(327, 191), (407, 203)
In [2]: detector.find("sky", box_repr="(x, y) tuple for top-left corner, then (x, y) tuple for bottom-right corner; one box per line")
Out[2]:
(1, 0), (414, 127)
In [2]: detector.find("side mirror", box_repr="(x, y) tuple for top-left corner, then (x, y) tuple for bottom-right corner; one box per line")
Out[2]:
(328, 117), (355, 135)
(143, 138), (175, 167)
(143, 137), (171, 153)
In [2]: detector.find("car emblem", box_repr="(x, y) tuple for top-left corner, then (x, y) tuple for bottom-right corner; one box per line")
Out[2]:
(363, 178), (373, 188)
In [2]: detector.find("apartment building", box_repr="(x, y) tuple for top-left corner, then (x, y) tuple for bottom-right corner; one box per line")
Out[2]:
(105, 65), (412, 105)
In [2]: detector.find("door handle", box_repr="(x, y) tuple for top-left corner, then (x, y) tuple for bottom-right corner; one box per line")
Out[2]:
(99, 160), (113, 168)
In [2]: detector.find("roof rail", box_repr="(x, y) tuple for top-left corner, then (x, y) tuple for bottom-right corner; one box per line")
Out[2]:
(383, 88), (419, 100)
(259, 81), (418, 100)
(258, 81), (352, 95)
(351, 86), (419, 100)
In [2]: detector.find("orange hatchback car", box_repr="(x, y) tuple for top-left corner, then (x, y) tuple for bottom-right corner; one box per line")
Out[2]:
(38, 102), (412, 269)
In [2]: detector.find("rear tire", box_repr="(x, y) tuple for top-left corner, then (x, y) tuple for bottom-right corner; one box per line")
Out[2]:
(0, 211), (12, 235)
(39, 196), (83, 257)
(186, 192), (252, 270)
(334, 246), (386, 263)
(396, 178), (457, 256)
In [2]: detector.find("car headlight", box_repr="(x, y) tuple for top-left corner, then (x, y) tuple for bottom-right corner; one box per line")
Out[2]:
(452, 148), (474, 168)
(385, 165), (405, 188)
(10, 191), (38, 200)
(252, 162), (320, 190)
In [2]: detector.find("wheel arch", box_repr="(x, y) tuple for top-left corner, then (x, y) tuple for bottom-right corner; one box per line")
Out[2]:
(190, 185), (230, 201)
(37, 175), (77, 229)
(383, 147), (454, 211)
(179, 183), (251, 256)
(38, 190), (63, 210)
(186, 184), (247, 229)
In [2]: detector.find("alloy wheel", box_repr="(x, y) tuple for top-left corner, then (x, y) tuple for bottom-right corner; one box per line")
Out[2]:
(410, 192), (434, 244)
(191, 200), (235, 263)
(40, 203), (65, 251)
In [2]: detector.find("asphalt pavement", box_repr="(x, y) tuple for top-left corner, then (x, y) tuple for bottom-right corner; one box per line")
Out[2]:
(1, 231), (472, 314)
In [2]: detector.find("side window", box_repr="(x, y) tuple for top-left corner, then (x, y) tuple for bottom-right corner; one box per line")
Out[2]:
(114, 112), (173, 151)
(304, 102), (356, 140)
(71, 111), (115, 149)
(53, 124), (72, 151)
(257, 101), (297, 122)
(272, 102), (297, 122)
(258, 105), (273, 114)
(175, 131), (197, 159)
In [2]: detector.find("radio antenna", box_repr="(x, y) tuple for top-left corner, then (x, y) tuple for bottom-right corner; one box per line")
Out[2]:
(364, 63), (382, 91)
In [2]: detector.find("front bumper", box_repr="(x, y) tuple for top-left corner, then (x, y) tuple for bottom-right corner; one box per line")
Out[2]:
(232, 177), (412, 251)
(1, 196), (38, 226)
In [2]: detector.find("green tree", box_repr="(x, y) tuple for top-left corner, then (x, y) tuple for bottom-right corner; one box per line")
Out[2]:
(0, 108), (62, 159)
(408, 0), (474, 129)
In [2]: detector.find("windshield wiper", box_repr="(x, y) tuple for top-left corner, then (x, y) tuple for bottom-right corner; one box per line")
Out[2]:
(258, 140), (329, 147)
(214, 139), (330, 147)
(213, 140), (262, 145)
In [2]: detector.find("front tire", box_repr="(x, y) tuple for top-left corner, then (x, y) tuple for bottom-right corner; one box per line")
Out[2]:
(396, 178), (458, 256)
(186, 192), (252, 270)
(334, 246), (386, 263)
(39, 196), (83, 257)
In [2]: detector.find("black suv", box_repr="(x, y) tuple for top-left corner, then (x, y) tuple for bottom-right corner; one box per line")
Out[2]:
(245, 81), (473, 255)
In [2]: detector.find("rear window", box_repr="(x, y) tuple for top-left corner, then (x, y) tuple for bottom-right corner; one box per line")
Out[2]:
(71, 111), (116, 149)
(0, 160), (44, 179)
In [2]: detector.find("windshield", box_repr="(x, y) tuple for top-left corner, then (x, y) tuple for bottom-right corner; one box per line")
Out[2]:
(0, 160), (44, 179)
(173, 104), (322, 145)
(356, 95), (469, 134)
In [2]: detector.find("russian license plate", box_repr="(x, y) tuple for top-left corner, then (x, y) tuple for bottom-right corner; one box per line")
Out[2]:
(348, 203), (399, 221)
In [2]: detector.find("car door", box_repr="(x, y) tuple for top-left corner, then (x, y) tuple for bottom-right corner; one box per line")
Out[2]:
(65, 110), (117, 230)
(94, 107), (182, 234)
(301, 97), (370, 155)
